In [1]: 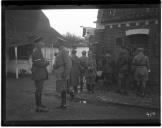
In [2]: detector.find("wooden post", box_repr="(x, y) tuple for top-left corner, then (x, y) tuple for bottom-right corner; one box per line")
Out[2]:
(45, 47), (47, 58)
(51, 42), (53, 65)
(6, 53), (8, 77)
(15, 46), (19, 79)
(52, 42), (54, 66)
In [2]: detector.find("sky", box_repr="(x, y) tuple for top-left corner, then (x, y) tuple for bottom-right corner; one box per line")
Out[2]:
(42, 9), (98, 37)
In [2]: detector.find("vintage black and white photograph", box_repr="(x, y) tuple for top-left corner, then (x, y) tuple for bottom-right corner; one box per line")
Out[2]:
(2, 3), (161, 126)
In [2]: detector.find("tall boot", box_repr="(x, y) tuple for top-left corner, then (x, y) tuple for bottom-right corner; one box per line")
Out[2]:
(80, 76), (84, 92)
(70, 91), (74, 100)
(136, 81), (143, 96)
(118, 79), (122, 93)
(63, 91), (67, 106)
(35, 93), (39, 107)
(39, 93), (47, 108)
(58, 91), (67, 109)
(80, 81), (83, 92)
(86, 84), (90, 92)
(92, 84), (95, 94)
(35, 93), (42, 112)
(61, 91), (64, 106)
(140, 81), (146, 97)
(38, 93), (41, 107)
(36, 93), (48, 112)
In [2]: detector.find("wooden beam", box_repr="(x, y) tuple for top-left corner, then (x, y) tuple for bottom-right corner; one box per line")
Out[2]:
(15, 46), (19, 79)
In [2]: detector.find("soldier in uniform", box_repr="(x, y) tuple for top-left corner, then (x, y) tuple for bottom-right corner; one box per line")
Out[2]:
(129, 49), (139, 90)
(117, 47), (129, 94)
(69, 49), (80, 99)
(79, 51), (88, 92)
(31, 37), (49, 112)
(53, 38), (72, 109)
(132, 48), (150, 96)
(102, 53), (113, 89)
(86, 51), (97, 94)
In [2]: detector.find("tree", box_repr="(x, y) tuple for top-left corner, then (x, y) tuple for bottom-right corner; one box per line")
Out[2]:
(63, 32), (86, 47)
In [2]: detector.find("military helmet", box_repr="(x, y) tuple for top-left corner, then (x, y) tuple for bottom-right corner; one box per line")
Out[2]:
(82, 50), (86, 55)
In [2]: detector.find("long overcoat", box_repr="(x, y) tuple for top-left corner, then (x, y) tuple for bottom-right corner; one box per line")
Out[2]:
(53, 48), (72, 92)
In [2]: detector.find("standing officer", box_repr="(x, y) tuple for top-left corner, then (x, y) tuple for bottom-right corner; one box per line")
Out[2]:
(53, 38), (72, 109)
(69, 49), (80, 99)
(31, 37), (49, 112)
(117, 47), (129, 95)
(102, 53), (113, 89)
(79, 51), (88, 92)
(129, 49), (139, 90)
(132, 48), (150, 97)
(86, 51), (97, 94)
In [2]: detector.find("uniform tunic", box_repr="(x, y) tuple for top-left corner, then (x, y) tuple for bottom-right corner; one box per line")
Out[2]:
(70, 55), (80, 89)
(102, 56), (114, 84)
(103, 57), (113, 74)
(53, 48), (72, 93)
(86, 56), (97, 85)
(31, 48), (48, 81)
(117, 48), (129, 79)
(79, 55), (88, 75)
(133, 53), (150, 82)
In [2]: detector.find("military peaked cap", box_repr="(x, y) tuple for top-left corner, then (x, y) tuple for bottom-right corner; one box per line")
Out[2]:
(82, 50), (86, 55)
(137, 48), (144, 52)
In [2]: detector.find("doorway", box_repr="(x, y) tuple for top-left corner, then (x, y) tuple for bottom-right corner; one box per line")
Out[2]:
(125, 34), (149, 55)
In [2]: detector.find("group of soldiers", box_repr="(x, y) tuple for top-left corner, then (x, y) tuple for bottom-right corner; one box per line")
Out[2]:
(31, 36), (150, 112)
(31, 37), (96, 112)
(53, 40), (97, 108)
(101, 45), (150, 97)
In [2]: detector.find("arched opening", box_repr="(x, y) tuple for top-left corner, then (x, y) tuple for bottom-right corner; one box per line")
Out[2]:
(125, 34), (149, 55)
(125, 29), (149, 55)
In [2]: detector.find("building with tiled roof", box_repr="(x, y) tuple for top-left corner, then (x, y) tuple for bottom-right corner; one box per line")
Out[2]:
(94, 6), (160, 85)
(5, 10), (64, 77)
(5, 10), (63, 48)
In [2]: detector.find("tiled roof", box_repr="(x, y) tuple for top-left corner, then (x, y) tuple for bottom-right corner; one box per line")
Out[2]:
(97, 8), (160, 24)
(5, 10), (63, 47)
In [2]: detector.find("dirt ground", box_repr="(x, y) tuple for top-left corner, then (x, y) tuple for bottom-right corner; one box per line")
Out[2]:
(4, 74), (160, 122)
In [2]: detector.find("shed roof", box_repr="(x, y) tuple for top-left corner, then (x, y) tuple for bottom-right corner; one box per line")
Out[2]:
(5, 10), (63, 47)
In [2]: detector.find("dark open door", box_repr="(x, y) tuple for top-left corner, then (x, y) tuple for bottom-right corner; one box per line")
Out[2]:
(125, 34), (149, 54)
